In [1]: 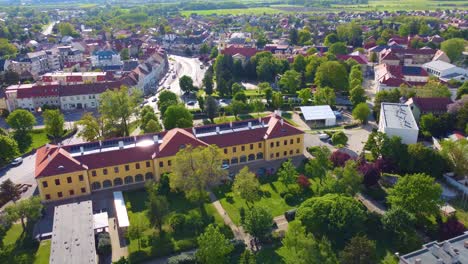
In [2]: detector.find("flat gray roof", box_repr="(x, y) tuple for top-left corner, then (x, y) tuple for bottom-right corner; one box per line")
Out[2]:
(400, 231), (468, 264)
(300, 105), (336, 121)
(50, 201), (97, 264)
(381, 103), (418, 130)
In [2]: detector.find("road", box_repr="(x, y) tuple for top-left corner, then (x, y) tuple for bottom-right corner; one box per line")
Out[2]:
(42, 21), (57, 36)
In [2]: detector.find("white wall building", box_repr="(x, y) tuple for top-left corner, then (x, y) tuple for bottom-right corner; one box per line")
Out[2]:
(423, 60), (468, 82)
(378, 103), (419, 144)
(300, 105), (337, 128)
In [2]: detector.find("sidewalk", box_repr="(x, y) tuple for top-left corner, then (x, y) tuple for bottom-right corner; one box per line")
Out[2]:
(208, 192), (252, 246)
(108, 217), (129, 262)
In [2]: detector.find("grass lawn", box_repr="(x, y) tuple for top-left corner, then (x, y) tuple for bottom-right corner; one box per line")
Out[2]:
(27, 129), (49, 153)
(280, 112), (299, 127)
(207, 112), (270, 125)
(0, 223), (48, 264)
(124, 188), (233, 262)
(448, 197), (468, 227)
(213, 173), (313, 225)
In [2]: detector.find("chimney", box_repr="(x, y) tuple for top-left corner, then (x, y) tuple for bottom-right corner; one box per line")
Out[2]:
(153, 135), (159, 144)
(248, 122), (252, 129)
(414, 258), (421, 264)
(80, 146), (84, 155)
(58, 143), (61, 149)
(118, 141), (124, 149)
(192, 127), (196, 135)
(46, 143), (50, 150)
(280, 119), (284, 126)
(216, 126), (220, 134)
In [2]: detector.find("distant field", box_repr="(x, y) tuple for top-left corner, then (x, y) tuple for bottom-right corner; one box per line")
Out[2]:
(180, 7), (291, 16)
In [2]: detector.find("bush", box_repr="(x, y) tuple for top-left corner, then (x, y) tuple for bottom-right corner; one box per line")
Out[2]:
(279, 191), (288, 198)
(175, 239), (197, 252)
(297, 175), (311, 189)
(439, 216), (466, 241)
(185, 211), (204, 234)
(359, 162), (380, 187)
(167, 253), (197, 264)
(344, 122), (360, 129)
(169, 213), (186, 231)
(284, 194), (294, 205)
(331, 131), (348, 146)
(330, 150), (352, 167)
(97, 232), (111, 256)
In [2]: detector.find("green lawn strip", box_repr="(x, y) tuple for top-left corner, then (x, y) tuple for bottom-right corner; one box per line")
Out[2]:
(124, 188), (232, 261)
(27, 129), (49, 152)
(280, 112), (299, 127)
(33, 240), (51, 264)
(0, 223), (41, 263)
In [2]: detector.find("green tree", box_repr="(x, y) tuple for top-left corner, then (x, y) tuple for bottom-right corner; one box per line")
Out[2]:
(298, 29), (312, 45)
(296, 194), (366, 241)
(313, 87), (336, 106)
(349, 86), (367, 106)
(315, 61), (348, 91)
(5, 196), (43, 231)
(146, 186), (169, 233)
(179, 75), (194, 93)
(163, 104), (193, 129)
(239, 250), (257, 264)
(340, 235), (377, 264)
(232, 166), (261, 205)
(364, 131), (390, 160)
(99, 86), (142, 137)
(298, 88), (312, 105)
(196, 224), (234, 264)
(387, 173), (442, 217)
(382, 207), (416, 235)
(0, 38), (18, 58)
(441, 38), (466, 62)
(140, 105), (161, 133)
(331, 131), (348, 146)
(271, 91), (283, 109)
(205, 96), (218, 123)
(210, 47), (218, 59)
(278, 221), (338, 264)
(145, 119), (161, 133)
(76, 112), (105, 141)
(0, 179), (21, 203)
(305, 146), (331, 186)
(197, 95), (205, 110)
(263, 85), (273, 103)
(324, 33), (339, 46)
(243, 206), (273, 239)
(43, 109), (64, 140)
(251, 98), (265, 117)
(203, 70), (214, 95)
(120, 48), (129, 60)
(233, 91), (247, 103)
(352, 103), (371, 124)
(289, 28), (298, 45)
(328, 42), (347, 55)
(373, 89), (401, 121)
(278, 159), (299, 189)
(305, 56), (325, 82)
(292, 55), (307, 73)
(440, 139), (468, 178)
(158, 90), (178, 115)
(0, 135), (19, 165)
(229, 100), (248, 118)
(199, 43), (210, 55)
(127, 214), (149, 250)
(6, 109), (36, 134)
(170, 145), (227, 203)
(456, 82), (468, 99)
(407, 143), (446, 177)
(279, 70), (301, 94)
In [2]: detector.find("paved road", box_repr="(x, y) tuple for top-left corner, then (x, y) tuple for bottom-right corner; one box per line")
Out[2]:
(0, 153), (38, 202)
(42, 21), (57, 35)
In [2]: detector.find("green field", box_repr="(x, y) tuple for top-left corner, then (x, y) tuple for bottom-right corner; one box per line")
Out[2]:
(180, 7), (291, 16)
(0, 223), (50, 263)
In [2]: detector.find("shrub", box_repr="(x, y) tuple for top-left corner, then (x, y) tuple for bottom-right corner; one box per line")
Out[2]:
(284, 194), (294, 205)
(297, 174), (311, 189)
(330, 150), (352, 167)
(359, 162), (381, 187)
(331, 131), (348, 146)
(167, 253), (197, 264)
(439, 216), (466, 241)
(97, 232), (111, 255)
(186, 211), (204, 234)
(279, 191), (288, 198)
(169, 213), (186, 231)
(175, 239), (197, 252)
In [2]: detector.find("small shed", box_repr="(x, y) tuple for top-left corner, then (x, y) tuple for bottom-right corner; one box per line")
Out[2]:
(440, 204), (456, 217)
(300, 105), (337, 127)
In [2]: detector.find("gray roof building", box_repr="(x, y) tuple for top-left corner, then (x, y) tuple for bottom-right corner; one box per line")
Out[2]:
(399, 231), (468, 264)
(50, 201), (97, 264)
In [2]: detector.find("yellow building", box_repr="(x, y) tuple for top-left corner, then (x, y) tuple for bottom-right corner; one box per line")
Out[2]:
(35, 114), (304, 202)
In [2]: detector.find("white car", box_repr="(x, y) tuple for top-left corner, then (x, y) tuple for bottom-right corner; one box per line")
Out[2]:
(319, 133), (330, 140)
(11, 157), (23, 166)
(221, 164), (230, 170)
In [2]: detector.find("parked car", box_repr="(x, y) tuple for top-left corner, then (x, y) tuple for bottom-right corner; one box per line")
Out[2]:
(221, 164), (230, 170)
(319, 133), (330, 140)
(187, 101), (196, 106)
(11, 157), (23, 166)
(151, 97), (157, 102)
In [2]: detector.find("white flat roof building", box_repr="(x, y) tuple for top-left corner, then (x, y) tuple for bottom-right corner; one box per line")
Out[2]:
(113, 191), (130, 228)
(423, 60), (468, 82)
(300, 105), (337, 127)
(378, 103), (419, 144)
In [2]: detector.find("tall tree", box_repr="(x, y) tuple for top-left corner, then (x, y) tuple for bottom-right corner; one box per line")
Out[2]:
(232, 167), (261, 205)
(158, 90), (178, 116)
(340, 235), (377, 264)
(313, 87), (336, 106)
(179, 75), (194, 93)
(99, 86), (142, 137)
(6, 109), (36, 134)
(352, 103), (370, 124)
(43, 109), (64, 141)
(349, 86), (367, 106)
(328, 42), (347, 55)
(140, 105), (162, 133)
(278, 221), (338, 264)
(387, 173), (442, 217)
(243, 206), (273, 240)
(170, 145), (227, 203)
(203, 70), (214, 95)
(163, 104), (193, 129)
(441, 38), (466, 62)
(146, 185), (169, 233)
(0, 135), (19, 165)
(271, 91), (283, 109)
(5, 196), (43, 231)
(278, 159), (299, 189)
(314, 61), (348, 91)
(305, 146), (331, 186)
(279, 70), (301, 94)
(196, 224), (234, 264)
(205, 96), (218, 123)
(199, 43), (210, 55)
(440, 139), (468, 179)
(298, 88), (312, 105)
(0, 179), (21, 203)
(76, 112), (105, 141)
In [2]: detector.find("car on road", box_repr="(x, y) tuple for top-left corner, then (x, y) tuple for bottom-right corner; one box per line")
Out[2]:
(187, 101), (196, 106)
(151, 97), (157, 102)
(166, 86), (171, 90)
(319, 133), (330, 141)
(11, 157), (23, 166)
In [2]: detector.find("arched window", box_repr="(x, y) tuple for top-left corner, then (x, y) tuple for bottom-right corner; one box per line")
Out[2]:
(248, 154), (255, 161)
(114, 177), (123, 186)
(256, 152), (264, 160)
(124, 176), (133, 184)
(222, 159), (230, 165)
(102, 180), (112, 188)
(145, 172), (154, 180)
(135, 174), (144, 182)
(231, 157), (238, 164)
(91, 182), (101, 190)
(240, 155), (247, 163)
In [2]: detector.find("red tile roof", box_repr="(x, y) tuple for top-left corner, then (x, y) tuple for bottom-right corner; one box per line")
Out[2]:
(158, 128), (208, 157)
(17, 84), (60, 99)
(221, 45), (258, 58)
(411, 97), (453, 112)
(35, 146), (88, 178)
(336, 54), (369, 65)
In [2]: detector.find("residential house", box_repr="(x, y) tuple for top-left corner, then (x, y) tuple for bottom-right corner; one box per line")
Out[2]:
(405, 97), (453, 121)
(90, 50), (122, 70)
(375, 63), (429, 91)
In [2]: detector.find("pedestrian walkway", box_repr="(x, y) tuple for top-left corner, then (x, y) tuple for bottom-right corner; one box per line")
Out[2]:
(208, 192), (252, 246)
(356, 193), (386, 215)
(108, 217), (129, 262)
